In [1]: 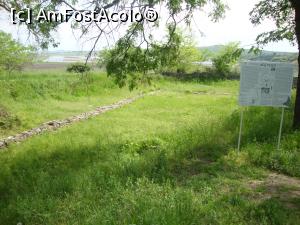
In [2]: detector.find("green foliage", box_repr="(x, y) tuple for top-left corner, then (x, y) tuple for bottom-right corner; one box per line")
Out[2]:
(99, 26), (183, 90)
(245, 131), (300, 177)
(250, 0), (295, 47)
(66, 63), (91, 74)
(99, 29), (206, 89)
(163, 38), (205, 73)
(212, 42), (243, 77)
(100, 32), (156, 89)
(250, 1), (300, 128)
(2, 1), (62, 48)
(0, 105), (21, 130)
(248, 198), (295, 225)
(0, 0), (228, 49)
(0, 0), (229, 88)
(0, 31), (35, 74)
(242, 50), (298, 62)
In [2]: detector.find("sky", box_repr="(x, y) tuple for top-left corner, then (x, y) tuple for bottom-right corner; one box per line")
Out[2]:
(0, 0), (297, 52)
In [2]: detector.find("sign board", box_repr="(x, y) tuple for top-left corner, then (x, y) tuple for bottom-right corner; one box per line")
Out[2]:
(239, 61), (294, 107)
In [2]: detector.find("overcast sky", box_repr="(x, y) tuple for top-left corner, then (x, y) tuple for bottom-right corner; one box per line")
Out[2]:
(0, 0), (297, 52)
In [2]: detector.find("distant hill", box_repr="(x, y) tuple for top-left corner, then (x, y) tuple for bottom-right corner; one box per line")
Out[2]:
(241, 50), (297, 63)
(39, 48), (298, 64)
(199, 45), (298, 63)
(199, 45), (224, 53)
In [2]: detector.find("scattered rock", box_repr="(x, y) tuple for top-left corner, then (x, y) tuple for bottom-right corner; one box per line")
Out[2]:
(6, 136), (14, 141)
(47, 121), (55, 126)
(0, 141), (5, 148)
(0, 92), (153, 150)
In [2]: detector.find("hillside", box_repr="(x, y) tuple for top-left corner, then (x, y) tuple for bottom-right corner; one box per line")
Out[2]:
(200, 45), (298, 63)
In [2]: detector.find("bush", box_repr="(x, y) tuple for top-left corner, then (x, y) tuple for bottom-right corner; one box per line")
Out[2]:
(0, 31), (35, 74)
(169, 42), (205, 73)
(212, 42), (243, 77)
(0, 105), (21, 130)
(66, 63), (91, 74)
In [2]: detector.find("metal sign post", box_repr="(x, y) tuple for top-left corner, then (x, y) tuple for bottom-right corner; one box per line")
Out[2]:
(237, 108), (244, 152)
(238, 61), (294, 151)
(277, 107), (285, 150)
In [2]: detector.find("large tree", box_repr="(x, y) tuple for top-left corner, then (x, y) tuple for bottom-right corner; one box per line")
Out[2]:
(250, 0), (300, 129)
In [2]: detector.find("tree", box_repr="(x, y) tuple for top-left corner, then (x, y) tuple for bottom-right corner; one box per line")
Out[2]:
(212, 42), (243, 77)
(165, 36), (205, 73)
(98, 30), (161, 89)
(0, 31), (35, 74)
(98, 29), (206, 88)
(250, 0), (300, 129)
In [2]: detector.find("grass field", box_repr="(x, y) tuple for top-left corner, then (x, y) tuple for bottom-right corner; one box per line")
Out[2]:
(0, 71), (143, 138)
(0, 71), (300, 224)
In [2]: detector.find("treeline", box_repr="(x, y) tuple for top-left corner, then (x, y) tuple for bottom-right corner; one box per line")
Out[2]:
(200, 45), (297, 63)
(242, 51), (297, 63)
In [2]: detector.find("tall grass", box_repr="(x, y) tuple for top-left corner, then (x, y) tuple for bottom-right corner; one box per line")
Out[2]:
(0, 77), (299, 224)
(0, 70), (143, 137)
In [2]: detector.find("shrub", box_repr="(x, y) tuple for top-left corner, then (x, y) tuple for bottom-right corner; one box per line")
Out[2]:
(66, 63), (91, 74)
(0, 31), (35, 74)
(212, 42), (243, 77)
(0, 105), (21, 130)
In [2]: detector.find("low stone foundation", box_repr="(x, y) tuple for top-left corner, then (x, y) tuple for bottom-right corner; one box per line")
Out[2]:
(0, 92), (156, 150)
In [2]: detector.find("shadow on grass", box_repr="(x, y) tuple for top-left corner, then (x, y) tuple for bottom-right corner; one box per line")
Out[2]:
(224, 106), (294, 145)
(161, 70), (240, 83)
(0, 103), (299, 224)
(222, 102), (300, 177)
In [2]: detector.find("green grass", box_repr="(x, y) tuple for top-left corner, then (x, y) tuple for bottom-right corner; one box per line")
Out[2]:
(0, 71), (145, 138)
(0, 73), (300, 224)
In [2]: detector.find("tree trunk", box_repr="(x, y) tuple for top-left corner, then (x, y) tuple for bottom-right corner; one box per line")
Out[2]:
(293, 2), (300, 129)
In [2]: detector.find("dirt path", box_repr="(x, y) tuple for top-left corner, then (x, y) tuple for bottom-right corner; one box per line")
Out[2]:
(248, 172), (300, 209)
(0, 92), (156, 150)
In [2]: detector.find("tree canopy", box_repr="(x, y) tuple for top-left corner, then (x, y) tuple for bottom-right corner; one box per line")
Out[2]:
(250, 0), (300, 128)
(0, 0), (228, 48)
(250, 0), (295, 48)
(99, 30), (205, 88)
(0, 0), (228, 83)
(212, 42), (243, 77)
